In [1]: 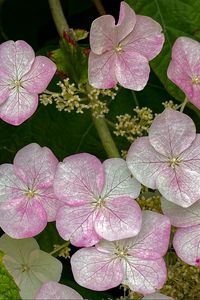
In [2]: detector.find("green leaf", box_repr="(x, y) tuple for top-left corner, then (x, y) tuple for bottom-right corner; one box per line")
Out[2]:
(0, 251), (21, 300)
(126, 0), (200, 101)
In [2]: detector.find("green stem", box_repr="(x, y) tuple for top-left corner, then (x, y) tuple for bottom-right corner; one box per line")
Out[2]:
(48, 0), (69, 37)
(180, 97), (188, 113)
(50, 241), (69, 256)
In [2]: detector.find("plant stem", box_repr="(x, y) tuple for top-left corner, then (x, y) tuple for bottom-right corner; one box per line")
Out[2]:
(48, 0), (69, 37)
(180, 97), (188, 113)
(91, 0), (106, 15)
(50, 241), (69, 255)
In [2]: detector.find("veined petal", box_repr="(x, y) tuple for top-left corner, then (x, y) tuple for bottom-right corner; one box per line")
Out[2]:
(71, 247), (123, 291)
(173, 225), (200, 266)
(116, 2), (136, 42)
(22, 56), (56, 94)
(95, 197), (142, 240)
(0, 86), (38, 125)
(180, 134), (200, 173)
(115, 50), (150, 90)
(126, 136), (166, 189)
(122, 15), (164, 60)
(0, 70), (10, 104)
(149, 108), (196, 157)
(56, 204), (100, 247)
(161, 197), (200, 227)
(122, 257), (167, 294)
(101, 158), (141, 199)
(88, 51), (117, 89)
(54, 153), (104, 205)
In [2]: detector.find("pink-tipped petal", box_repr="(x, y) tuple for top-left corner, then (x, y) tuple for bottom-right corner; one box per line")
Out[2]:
(22, 56), (56, 94)
(0, 86), (38, 125)
(149, 108), (196, 157)
(161, 197), (200, 227)
(122, 15), (164, 60)
(88, 51), (117, 89)
(173, 225), (200, 266)
(35, 282), (83, 300)
(71, 247), (123, 291)
(102, 158), (141, 199)
(95, 197), (142, 241)
(115, 51), (150, 90)
(0, 40), (35, 78)
(14, 143), (58, 188)
(116, 2), (136, 42)
(54, 153), (104, 205)
(128, 211), (171, 259)
(56, 204), (100, 247)
(0, 197), (47, 238)
(123, 257), (167, 294)
(126, 136), (166, 189)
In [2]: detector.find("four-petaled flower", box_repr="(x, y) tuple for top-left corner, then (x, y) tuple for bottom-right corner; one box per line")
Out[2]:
(167, 37), (200, 109)
(0, 234), (62, 299)
(127, 108), (200, 207)
(71, 211), (170, 294)
(0, 40), (56, 125)
(0, 143), (63, 238)
(88, 1), (164, 90)
(54, 153), (141, 247)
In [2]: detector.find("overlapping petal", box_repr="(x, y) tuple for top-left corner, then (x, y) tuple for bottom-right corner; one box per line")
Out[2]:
(116, 1), (136, 42)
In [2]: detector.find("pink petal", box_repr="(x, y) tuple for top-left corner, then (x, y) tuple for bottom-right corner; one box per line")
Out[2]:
(180, 134), (200, 173)
(123, 257), (167, 294)
(128, 211), (171, 259)
(0, 70), (10, 104)
(122, 15), (164, 60)
(0, 40), (35, 78)
(88, 51), (117, 89)
(56, 204), (100, 247)
(71, 247), (123, 291)
(115, 50), (150, 90)
(95, 197), (142, 240)
(54, 153), (104, 205)
(22, 56), (56, 94)
(0, 86), (38, 125)
(161, 197), (200, 227)
(149, 108), (196, 157)
(102, 158), (141, 199)
(116, 2), (136, 42)
(35, 282), (83, 300)
(142, 292), (174, 300)
(89, 15), (115, 54)
(126, 136), (166, 189)
(14, 143), (58, 189)
(0, 197), (47, 238)
(173, 225), (200, 266)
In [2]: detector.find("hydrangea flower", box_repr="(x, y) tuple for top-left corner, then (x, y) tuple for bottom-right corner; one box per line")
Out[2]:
(0, 234), (62, 300)
(88, 1), (164, 90)
(0, 143), (62, 238)
(142, 293), (173, 299)
(167, 37), (200, 109)
(127, 108), (200, 207)
(35, 281), (83, 300)
(54, 153), (141, 247)
(71, 211), (170, 293)
(161, 197), (200, 266)
(0, 40), (56, 125)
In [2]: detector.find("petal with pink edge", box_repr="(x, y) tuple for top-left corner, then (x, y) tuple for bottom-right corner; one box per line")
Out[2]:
(126, 136), (166, 189)
(0, 86), (38, 125)
(0, 71), (10, 104)
(180, 134), (200, 173)
(102, 158), (141, 200)
(88, 51), (117, 89)
(122, 15), (164, 60)
(56, 204), (100, 247)
(95, 197), (142, 240)
(115, 50), (150, 90)
(161, 197), (200, 227)
(35, 282), (83, 300)
(0, 40), (35, 78)
(122, 257), (167, 294)
(54, 153), (104, 205)
(149, 108), (196, 157)
(0, 198), (47, 238)
(173, 225), (200, 266)
(14, 143), (58, 189)
(116, 2), (136, 42)
(71, 247), (123, 291)
(128, 211), (170, 259)
(22, 56), (56, 94)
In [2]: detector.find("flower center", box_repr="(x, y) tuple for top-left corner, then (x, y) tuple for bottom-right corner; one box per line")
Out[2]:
(25, 189), (37, 199)
(192, 75), (200, 85)
(10, 79), (22, 91)
(115, 43), (123, 54)
(115, 246), (128, 258)
(21, 264), (30, 273)
(168, 157), (182, 168)
(93, 196), (106, 208)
